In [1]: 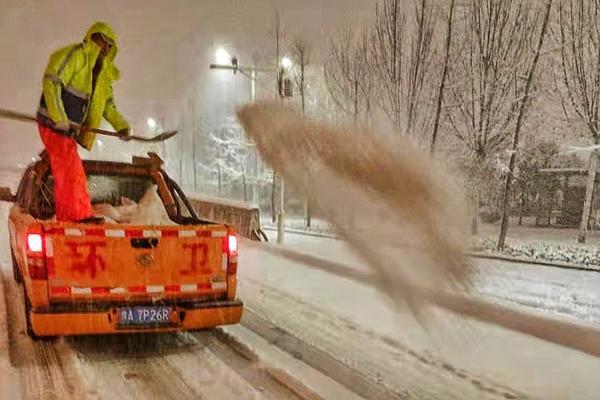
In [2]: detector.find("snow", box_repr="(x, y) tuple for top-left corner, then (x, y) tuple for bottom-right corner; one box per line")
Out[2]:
(69, 333), (266, 400)
(261, 217), (336, 235)
(221, 324), (364, 400)
(478, 238), (600, 268)
(0, 171), (19, 268)
(249, 230), (600, 399)
(4, 167), (600, 398)
(267, 218), (600, 269)
(0, 271), (20, 399)
(189, 192), (258, 210)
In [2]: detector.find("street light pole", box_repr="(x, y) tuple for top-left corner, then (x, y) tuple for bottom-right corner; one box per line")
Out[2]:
(249, 68), (260, 207)
(275, 10), (285, 245)
(251, 69), (256, 102)
(210, 40), (292, 244)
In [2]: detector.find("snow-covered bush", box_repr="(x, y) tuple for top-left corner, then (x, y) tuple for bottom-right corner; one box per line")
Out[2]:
(478, 238), (600, 267)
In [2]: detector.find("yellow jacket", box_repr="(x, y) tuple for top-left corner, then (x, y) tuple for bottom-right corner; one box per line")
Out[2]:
(37, 22), (129, 150)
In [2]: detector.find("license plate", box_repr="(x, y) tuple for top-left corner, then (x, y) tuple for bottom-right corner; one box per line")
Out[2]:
(119, 306), (171, 327)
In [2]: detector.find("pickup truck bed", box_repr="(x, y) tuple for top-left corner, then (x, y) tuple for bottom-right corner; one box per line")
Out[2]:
(4, 153), (243, 337)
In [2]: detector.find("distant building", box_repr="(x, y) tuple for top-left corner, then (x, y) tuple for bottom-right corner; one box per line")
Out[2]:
(538, 168), (600, 228)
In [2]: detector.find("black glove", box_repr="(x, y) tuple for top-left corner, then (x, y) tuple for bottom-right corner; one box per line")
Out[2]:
(53, 121), (77, 137)
(118, 127), (132, 141)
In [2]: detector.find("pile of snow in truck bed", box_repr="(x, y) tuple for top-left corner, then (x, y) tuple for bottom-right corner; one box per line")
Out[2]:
(92, 185), (176, 225)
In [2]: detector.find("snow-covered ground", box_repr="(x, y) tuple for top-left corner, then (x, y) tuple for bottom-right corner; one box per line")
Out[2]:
(253, 230), (600, 399)
(264, 216), (600, 268)
(263, 229), (600, 324)
(3, 168), (600, 399)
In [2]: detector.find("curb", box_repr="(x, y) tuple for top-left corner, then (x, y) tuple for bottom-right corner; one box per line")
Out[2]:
(262, 225), (339, 240)
(466, 251), (599, 273)
(217, 324), (364, 400)
(262, 226), (599, 273)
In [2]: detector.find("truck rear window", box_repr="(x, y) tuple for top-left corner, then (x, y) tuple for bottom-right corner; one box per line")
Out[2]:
(35, 174), (155, 219)
(86, 175), (154, 205)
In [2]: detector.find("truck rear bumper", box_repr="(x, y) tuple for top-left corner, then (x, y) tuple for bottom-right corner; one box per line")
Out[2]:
(29, 300), (243, 336)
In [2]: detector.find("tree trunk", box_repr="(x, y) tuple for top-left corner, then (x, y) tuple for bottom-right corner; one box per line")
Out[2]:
(304, 197), (312, 229)
(277, 175), (285, 244)
(430, 0), (454, 154)
(518, 191), (525, 226)
(242, 174), (248, 202)
(471, 190), (479, 235)
(271, 172), (276, 223)
(498, 0), (552, 250)
(218, 166), (222, 197)
(578, 148), (598, 243)
(353, 81), (359, 126)
(193, 132), (198, 191)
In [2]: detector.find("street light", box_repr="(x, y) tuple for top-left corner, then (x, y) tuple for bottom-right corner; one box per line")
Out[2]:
(280, 56), (293, 70)
(209, 51), (289, 240)
(210, 51), (263, 101)
(147, 118), (157, 130)
(215, 48), (231, 65)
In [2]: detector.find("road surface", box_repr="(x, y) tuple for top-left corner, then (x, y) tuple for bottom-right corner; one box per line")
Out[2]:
(1, 174), (600, 398)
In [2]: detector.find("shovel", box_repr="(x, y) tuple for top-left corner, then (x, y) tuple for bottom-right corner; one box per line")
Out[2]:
(0, 108), (177, 143)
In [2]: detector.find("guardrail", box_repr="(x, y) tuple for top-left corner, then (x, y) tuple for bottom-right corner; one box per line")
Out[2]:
(187, 193), (267, 242)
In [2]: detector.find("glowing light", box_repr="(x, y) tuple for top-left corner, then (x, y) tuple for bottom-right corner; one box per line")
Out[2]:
(228, 234), (238, 253)
(147, 118), (157, 130)
(215, 48), (231, 65)
(27, 234), (43, 253)
(281, 57), (293, 69)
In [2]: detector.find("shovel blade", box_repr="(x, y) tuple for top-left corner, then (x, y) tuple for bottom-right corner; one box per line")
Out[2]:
(130, 130), (178, 142)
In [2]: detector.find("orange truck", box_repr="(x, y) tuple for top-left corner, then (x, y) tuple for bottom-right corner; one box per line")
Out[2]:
(0, 153), (243, 338)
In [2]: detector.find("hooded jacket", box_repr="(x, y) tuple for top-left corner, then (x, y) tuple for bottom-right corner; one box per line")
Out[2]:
(37, 22), (129, 150)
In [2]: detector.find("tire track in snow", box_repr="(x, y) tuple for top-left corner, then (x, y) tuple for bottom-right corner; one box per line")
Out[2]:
(3, 274), (87, 400)
(238, 277), (523, 400)
(193, 330), (303, 400)
(67, 331), (292, 400)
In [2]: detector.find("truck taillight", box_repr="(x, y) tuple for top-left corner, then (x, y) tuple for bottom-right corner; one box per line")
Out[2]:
(26, 232), (47, 279)
(228, 235), (238, 253)
(227, 234), (238, 275)
(27, 234), (43, 253)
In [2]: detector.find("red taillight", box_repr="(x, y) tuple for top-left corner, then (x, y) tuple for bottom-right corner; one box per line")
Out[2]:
(227, 234), (238, 275)
(27, 234), (43, 253)
(26, 232), (47, 279)
(228, 235), (238, 253)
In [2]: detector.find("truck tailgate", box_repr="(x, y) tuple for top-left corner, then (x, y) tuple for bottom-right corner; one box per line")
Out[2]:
(42, 224), (230, 300)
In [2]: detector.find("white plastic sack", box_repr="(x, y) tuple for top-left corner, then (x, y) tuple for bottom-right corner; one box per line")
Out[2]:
(129, 185), (177, 226)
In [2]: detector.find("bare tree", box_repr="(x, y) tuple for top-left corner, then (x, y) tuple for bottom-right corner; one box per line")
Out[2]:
(556, 0), (600, 243)
(498, 0), (554, 249)
(290, 37), (314, 228)
(371, 0), (436, 138)
(324, 24), (374, 126)
(291, 37), (310, 116)
(430, 0), (455, 153)
(445, 0), (536, 233)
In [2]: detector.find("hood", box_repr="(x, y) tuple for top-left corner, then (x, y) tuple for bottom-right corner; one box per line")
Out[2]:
(83, 22), (120, 78)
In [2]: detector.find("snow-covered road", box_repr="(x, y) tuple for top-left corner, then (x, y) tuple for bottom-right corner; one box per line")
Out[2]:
(254, 230), (600, 399)
(264, 229), (600, 325)
(2, 166), (600, 399)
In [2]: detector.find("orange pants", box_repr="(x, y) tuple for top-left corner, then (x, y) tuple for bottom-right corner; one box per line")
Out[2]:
(38, 124), (93, 222)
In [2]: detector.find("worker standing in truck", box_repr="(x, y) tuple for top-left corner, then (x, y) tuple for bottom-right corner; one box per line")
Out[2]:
(36, 21), (131, 222)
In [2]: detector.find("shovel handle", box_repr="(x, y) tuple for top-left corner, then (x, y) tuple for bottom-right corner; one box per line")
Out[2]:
(0, 108), (120, 136)
(0, 108), (177, 142)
